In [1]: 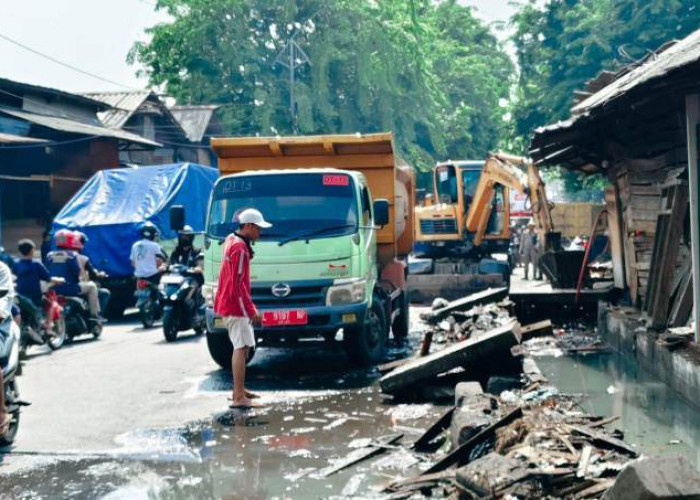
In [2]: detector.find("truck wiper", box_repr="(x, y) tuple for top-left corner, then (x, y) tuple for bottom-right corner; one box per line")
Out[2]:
(278, 224), (357, 247)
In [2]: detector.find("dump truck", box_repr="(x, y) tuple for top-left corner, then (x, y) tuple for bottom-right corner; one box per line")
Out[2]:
(202, 133), (414, 367)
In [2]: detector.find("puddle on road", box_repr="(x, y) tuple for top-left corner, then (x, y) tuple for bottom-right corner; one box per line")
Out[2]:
(536, 352), (700, 468)
(0, 320), (443, 499)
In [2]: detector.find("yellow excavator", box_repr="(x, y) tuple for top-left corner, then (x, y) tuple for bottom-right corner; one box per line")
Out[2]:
(410, 153), (567, 301)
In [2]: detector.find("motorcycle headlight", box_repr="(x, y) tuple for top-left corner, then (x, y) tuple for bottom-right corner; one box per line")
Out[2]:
(202, 284), (216, 306)
(326, 278), (367, 306)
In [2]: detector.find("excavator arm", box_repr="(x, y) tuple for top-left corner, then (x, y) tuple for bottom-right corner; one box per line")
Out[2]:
(465, 152), (554, 246)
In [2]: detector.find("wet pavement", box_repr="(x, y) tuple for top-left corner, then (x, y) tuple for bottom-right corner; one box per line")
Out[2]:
(0, 310), (448, 499)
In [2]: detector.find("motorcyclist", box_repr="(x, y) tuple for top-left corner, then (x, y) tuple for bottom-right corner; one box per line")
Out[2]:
(0, 260), (15, 436)
(169, 225), (204, 308)
(14, 239), (63, 336)
(45, 230), (103, 321)
(75, 232), (111, 313)
(130, 222), (167, 285)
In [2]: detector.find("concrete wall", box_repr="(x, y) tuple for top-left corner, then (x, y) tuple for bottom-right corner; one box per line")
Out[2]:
(599, 302), (700, 409)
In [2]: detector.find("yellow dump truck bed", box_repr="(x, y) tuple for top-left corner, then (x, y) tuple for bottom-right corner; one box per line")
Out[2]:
(210, 133), (414, 262)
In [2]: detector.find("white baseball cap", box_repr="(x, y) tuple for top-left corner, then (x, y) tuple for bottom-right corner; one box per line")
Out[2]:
(237, 208), (272, 228)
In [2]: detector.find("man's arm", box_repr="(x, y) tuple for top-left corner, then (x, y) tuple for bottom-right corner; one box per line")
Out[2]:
(229, 247), (257, 319)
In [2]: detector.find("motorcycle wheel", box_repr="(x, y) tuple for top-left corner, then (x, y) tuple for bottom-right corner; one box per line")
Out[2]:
(139, 301), (156, 329)
(163, 308), (179, 342)
(92, 321), (103, 339)
(47, 317), (67, 350)
(0, 380), (20, 446)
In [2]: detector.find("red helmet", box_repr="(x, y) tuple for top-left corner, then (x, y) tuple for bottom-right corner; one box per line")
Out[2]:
(55, 229), (82, 250)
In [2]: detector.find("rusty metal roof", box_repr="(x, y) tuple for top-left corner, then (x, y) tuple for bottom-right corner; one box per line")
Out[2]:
(82, 91), (151, 129)
(170, 105), (221, 143)
(0, 107), (160, 147)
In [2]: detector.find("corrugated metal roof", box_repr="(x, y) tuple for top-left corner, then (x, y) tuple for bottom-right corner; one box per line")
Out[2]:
(572, 27), (700, 115)
(0, 107), (160, 147)
(0, 77), (108, 110)
(0, 132), (47, 144)
(82, 91), (151, 128)
(170, 105), (220, 142)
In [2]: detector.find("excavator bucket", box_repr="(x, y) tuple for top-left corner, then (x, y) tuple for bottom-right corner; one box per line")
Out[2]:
(539, 250), (586, 289)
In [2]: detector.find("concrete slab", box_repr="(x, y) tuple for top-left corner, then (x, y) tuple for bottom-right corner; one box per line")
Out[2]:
(424, 287), (509, 323)
(379, 320), (520, 394)
(603, 456), (700, 499)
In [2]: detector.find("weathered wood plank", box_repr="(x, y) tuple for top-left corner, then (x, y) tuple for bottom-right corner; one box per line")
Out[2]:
(520, 320), (554, 341)
(423, 287), (509, 323)
(320, 433), (403, 477)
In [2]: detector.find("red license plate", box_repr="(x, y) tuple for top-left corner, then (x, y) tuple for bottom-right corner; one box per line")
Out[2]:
(262, 309), (308, 327)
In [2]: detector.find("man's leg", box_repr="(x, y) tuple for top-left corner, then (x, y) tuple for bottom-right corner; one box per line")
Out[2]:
(98, 288), (111, 313)
(231, 346), (251, 405)
(523, 257), (530, 280)
(78, 282), (100, 317)
(0, 359), (7, 435)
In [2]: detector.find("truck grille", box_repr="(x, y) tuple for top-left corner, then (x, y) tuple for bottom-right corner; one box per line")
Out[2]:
(252, 282), (328, 308)
(420, 218), (458, 235)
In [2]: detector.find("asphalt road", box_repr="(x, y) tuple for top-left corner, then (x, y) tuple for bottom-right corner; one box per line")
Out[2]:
(0, 311), (443, 498)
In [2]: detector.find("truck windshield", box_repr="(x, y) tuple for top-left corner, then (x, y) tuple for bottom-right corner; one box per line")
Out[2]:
(207, 173), (359, 242)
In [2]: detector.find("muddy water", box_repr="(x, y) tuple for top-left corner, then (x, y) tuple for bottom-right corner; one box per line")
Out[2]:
(536, 352), (700, 468)
(1, 322), (448, 499)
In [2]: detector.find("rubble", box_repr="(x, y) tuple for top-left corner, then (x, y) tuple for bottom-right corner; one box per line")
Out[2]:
(603, 456), (700, 499)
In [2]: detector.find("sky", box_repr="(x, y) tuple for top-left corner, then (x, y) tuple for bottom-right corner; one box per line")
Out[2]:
(0, 0), (517, 94)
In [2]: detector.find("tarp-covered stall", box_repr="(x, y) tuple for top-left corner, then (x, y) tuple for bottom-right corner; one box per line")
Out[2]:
(53, 162), (217, 277)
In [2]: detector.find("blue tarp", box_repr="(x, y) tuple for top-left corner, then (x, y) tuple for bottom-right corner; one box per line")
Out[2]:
(53, 163), (218, 277)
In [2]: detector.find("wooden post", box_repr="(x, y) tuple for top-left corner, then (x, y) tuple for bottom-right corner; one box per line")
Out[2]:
(686, 94), (700, 343)
(604, 185), (626, 289)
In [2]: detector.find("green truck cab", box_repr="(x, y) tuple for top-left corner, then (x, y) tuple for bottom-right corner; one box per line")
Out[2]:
(202, 133), (415, 366)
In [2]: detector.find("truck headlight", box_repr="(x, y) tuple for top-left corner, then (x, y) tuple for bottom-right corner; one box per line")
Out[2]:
(202, 284), (216, 306)
(326, 278), (367, 306)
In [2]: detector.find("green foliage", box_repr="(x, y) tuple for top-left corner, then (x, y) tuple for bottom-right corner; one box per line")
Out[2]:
(509, 0), (700, 196)
(129, 0), (513, 173)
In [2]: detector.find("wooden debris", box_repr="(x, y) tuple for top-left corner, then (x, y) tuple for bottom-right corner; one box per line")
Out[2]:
(412, 406), (455, 452)
(570, 425), (639, 458)
(320, 433), (403, 477)
(424, 287), (509, 323)
(587, 415), (620, 428)
(384, 471), (456, 493)
(520, 319), (554, 341)
(577, 445), (593, 478)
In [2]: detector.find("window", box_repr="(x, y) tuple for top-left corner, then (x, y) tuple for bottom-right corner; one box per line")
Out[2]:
(361, 186), (372, 226)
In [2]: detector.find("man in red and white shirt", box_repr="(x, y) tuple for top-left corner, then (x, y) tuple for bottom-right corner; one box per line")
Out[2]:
(214, 208), (271, 408)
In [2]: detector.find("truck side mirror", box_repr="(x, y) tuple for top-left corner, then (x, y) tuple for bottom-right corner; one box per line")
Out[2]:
(170, 205), (185, 232)
(373, 199), (390, 227)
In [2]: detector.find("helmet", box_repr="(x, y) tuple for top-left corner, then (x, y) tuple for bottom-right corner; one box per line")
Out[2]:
(140, 221), (159, 240)
(177, 225), (195, 246)
(55, 229), (81, 250)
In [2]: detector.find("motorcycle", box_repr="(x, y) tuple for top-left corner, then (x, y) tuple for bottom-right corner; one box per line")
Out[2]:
(58, 294), (103, 341)
(135, 277), (162, 328)
(160, 264), (205, 342)
(17, 287), (66, 355)
(1, 304), (28, 446)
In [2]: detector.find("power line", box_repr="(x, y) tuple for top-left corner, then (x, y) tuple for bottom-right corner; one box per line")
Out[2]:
(0, 31), (135, 90)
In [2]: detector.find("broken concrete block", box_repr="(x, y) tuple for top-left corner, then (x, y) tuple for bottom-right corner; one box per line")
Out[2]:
(455, 382), (483, 406)
(603, 456), (700, 500)
(379, 321), (520, 394)
(450, 393), (494, 447)
(424, 287), (509, 323)
(456, 453), (529, 497)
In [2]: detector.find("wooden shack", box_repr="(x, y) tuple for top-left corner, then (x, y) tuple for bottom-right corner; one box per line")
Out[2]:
(530, 28), (700, 334)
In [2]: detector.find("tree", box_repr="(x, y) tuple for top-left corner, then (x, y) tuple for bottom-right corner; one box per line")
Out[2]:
(129, 0), (513, 173)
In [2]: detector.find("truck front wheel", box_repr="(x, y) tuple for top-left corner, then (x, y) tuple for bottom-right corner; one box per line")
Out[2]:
(206, 332), (256, 370)
(344, 298), (388, 366)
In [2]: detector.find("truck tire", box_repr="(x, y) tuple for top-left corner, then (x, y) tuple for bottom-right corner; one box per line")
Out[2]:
(206, 332), (256, 370)
(391, 291), (410, 340)
(344, 296), (388, 366)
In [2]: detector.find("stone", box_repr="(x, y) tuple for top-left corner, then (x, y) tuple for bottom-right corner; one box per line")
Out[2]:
(603, 456), (700, 500)
(456, 453), (529, 497)
(450, 393), (494, 448)
(455, 381), (484, 406)
(486, 376), (521, 395)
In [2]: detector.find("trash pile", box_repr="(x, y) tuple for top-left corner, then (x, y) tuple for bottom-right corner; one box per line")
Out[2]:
(352, 288), (644, 498)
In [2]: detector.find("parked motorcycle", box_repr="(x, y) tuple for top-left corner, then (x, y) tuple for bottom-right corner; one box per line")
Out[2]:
(160, 264), (205, 342)
(1, 303), (28, 446)
(135, 278), (162, 328)
(58, 295), (103, 341)
(17, 288), (66, 355)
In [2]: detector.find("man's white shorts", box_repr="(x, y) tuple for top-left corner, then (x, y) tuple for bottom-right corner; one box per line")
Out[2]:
(223, 316), (256, 349)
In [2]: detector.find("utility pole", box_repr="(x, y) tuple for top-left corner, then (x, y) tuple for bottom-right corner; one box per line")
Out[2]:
(274, 34), (310, 134)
